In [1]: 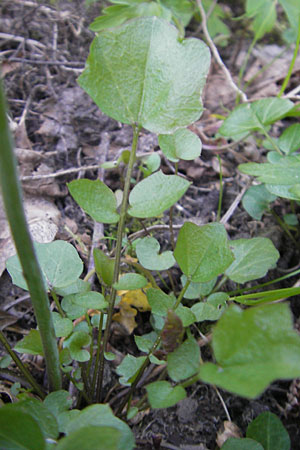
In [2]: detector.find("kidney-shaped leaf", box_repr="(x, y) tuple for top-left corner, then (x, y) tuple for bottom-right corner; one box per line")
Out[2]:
(63, 331), (91, 362)
(136, 237), (175, 270)
(158, 128), (202, 162)
(167, 335), (200, 381)
(6, 240), (83, 291)
(146, 380), (186, 409)
(113, 273), (148, 290)
(65, 404), (135, 450)
(78, 17), (210, 134)
(242, 184), (277, 220)
(62, 292), (108, 319)
(199, 303), (300, 398)
(128, 171), (190, 218)
(225, 237), (279, 283)
(174, 222), (234, 282)
(68, 179), (119, 224)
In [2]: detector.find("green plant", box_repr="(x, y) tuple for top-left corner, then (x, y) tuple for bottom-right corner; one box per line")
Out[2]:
(1, 9), (300, 450)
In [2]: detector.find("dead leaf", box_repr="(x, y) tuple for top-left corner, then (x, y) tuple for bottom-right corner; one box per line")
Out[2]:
(216, 420), (243, 448)
(113, 303), (137, 334)
(117, 284), (151, 312)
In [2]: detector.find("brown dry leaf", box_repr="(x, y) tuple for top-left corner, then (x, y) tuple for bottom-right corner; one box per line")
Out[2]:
(216, 420), (243, 448)
(1, 60), (21, 77)
(117, 284), (151, 312)
(22, 163), (66, 197)
(112, 303), (137, 334)
(14, 116), (32, 150)
(0, 194), (60, 276)
(211, 157), (232, 177)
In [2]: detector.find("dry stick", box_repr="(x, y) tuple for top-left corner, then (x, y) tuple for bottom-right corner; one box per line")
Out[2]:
(196, 0), (248, 103)
(0, 80), (61, 391)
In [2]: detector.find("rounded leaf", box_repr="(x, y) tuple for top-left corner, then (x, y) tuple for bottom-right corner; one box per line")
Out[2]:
(159, 128), (202, 162)
(136, 237), (175, 270)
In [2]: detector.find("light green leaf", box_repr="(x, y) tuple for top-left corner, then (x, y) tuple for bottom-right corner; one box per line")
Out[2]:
(221, 438), (264, 450)
(199, 303), (300, 398)
(113, 273), (148, 290)
(79, 17), (210, 134)
(54, 279), (90, 297)
(146, 288), (195, 326)
(246, 0), (276, 40)
(279, 0), (300, 33)
(246, 411), (290, 450)
(239, 155), (300, 185)
(43, 390), (72, 417)
(136, 237), (175, 270)
(167, 336), (200, 381)
(128, 171), (190, 218)
(14, 329), (43, 356)
(68, 179), (119, 224)
(57, 426), (121, 450)
(266, 183), (300, 200)
(174, 222), (234, 282)
(65, 404), (135, 450)
(289, 183), (300, 199)
(7, 398), (59, 440)
(63, 331), (91, 362)
(278, 123), (300, 154)
(158, 128), (202, 162)
(191, 292), (228, 322)
(134, 332), (157, 352)
(94, 248), (115, 286)
(0, 408), (46, 450)
(242, 184), (277, 220)
(6, 240), (83, 292)
(181, 275), (216, 299)
(225, 237), (279, 283)
(116, 355), (147, 385)
(52, 312), (73, 338)
(161, 0), (194, 26)
(220, 98), (294, 139)
(146, 380), (186, 408)
(62, 292), (107, 319)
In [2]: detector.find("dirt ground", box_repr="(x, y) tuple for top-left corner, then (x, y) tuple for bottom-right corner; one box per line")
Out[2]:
(1, 1), (300, 449)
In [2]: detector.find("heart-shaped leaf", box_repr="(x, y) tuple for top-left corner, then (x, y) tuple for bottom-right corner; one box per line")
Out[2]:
(225, 237), (279, 283)
(136, 237), (175, 270)
(62, 292), (108, 319)
(158, 128), (202, 162)
(56, 426), (121, 450)
(174, 222), (234, 282)
(68, 179), (119, 224)
(146, 380), (186, 408)
(242, 184), (277, 220)
(6, 241), (83, 291)
(52, 312), (73, 338)
(78, 17), (210, 134)
(63, 331), (91, 362)
(191, 292), (228, 322)
(199, 303), (300, 398)
(128, 171), (190, 218)
(116, 354), (147, 385)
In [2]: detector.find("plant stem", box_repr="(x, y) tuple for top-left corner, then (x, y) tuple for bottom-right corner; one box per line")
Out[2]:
(0, 331), (46, 398)
(216, 155), (223, 222)
(97, 125), (140, 401)
(51, 290), (65, 317)
(0, 80), (61, 391)
(278, 18), (300, 97)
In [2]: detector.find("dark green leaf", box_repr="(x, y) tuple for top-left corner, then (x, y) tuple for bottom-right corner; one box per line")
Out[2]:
(113, 273), (148, 290)
(174, 222), (234, 282)
(43, 390), (72, 417)
(191, 292), (228, 322)
(221, 437), (263, 450)
(246, 412), (290, 450)
(239, 156), (300, 185)
(116, 354), (147, 385)
(14, 329), (43, 356)
(199, 303), (300, 398)
(278, 123), (300, 154)
(0, 407), (45, 450)
(56, 426), (121, 450)
(52, 312), (73, 338)
(167, 335), (200, 381)
(242, 184), (276, 220)
(63, 331), (91, 362)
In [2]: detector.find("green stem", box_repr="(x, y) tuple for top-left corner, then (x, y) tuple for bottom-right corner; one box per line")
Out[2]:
(278, 18), (300, 97)
(92, 313), (104, 399)
(51, 290), (65, 317)
(0, 331), (46, 398)
(217, 155), (223, 222)
(97, 125), (140, 401)
(270, 208), (300, 248)
(0, 80), (61, 391)
(260, 125), (283, 155)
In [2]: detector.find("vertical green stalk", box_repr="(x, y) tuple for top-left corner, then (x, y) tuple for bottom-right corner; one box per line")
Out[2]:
(0, 80), (62, 391)
(97, 124), (140, 401)
(278, 18), (300, 97)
